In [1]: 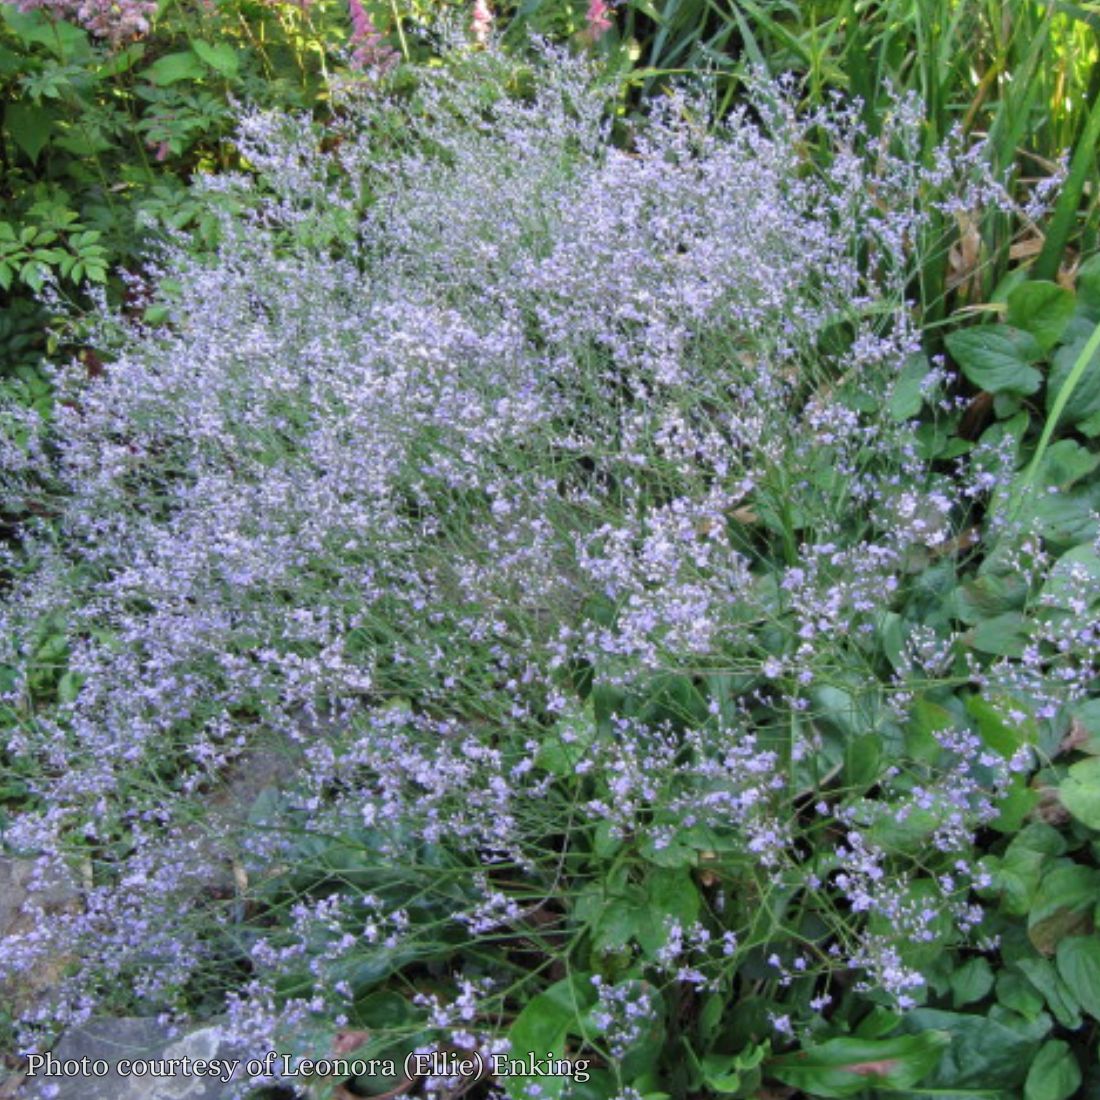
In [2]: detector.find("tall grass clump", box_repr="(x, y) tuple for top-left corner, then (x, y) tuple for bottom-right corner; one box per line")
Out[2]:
(0, 44), (1081, 1099)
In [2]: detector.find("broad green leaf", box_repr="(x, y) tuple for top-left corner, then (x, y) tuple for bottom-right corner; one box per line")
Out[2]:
(97, 42), (145, 77)
(1059, 757), (1100, 829)
(966, 612), (1029, 658)
(809, 685), (853, 735)
(905, 696), (952, 763)
(991, 267), (1031, 304)
(845, 733), (882, 789)
(889, 354), (930, 421)
(536, 701), (596, 776)
(592, 894), (643, 954)
(989, 826), (1063, 916)
(52, 130), (114, 156)
(142, 50), (205, 86)
(768, 1032), (949, 1098)
(641, 867), (699, 949)
(867, 801), (940, 852)
(2, 6), (90, 59)
(1006, 281), (1075, 351)
(1031, 439), (1100, 490)
(639, 831), (698, 868)
(1055, 936), (1100, 1019)
(5, 102), (52, 163)
(1064, 698), (1100, 755)
(946, 325), (1044, 395)
(1021, 485), (1100, 549)
(1047, 334), (1100, 429)
(854, 1007), (903, 1039)
(897, 1008), (1049, 1089)
(950, 957), (994, 1007)
(966, 693), (1035, 757)
(505, 976), (594, 1100)
(877, 610), (906, 671)
(953, 572), (1028, 624)
(191, 39), (241, 78)
(995, 971), (1045, 1019)
(700, 1044), (767, 1095)
(1015, 957), (1082, 1030)
(1040, 544), (1100, 610)
(1029, 863), (1100, 953)
(1025, 1040), (1080, 1100)
(0, 44), (21, 77)
(992, 774), (1039, 833)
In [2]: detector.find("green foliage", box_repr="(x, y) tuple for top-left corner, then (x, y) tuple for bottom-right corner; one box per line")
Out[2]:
(769, 1032), (950, 1097)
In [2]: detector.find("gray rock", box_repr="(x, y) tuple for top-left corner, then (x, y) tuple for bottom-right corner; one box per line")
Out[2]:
(19, 1018), (262, 1100)
(0, 857), (81, 938)
(0, 856), (82, 1014)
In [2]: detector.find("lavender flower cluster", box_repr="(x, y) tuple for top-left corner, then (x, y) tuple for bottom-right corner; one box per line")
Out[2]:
(0, 44), (1062, 1061)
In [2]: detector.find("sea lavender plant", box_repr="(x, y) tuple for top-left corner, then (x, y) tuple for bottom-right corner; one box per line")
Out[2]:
(0, 40), (1065, 1095)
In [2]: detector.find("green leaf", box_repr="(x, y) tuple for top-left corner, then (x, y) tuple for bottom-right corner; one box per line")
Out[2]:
(993, 775), (1039, 833)
(988, 826), (1062, 917)
(946, 325), (1044, 395)
(1029, 863), (1100, 953)
(639, 831), (698, 868)
(905, 696), (952, 763)
(950, 957), (994, 1007)
(1040, 543), (1100, 610)
(854, 1007), (903, 1039)
(642, 867), (699, 949)
(1064, 698), (1100, 754)
(2, 6), (90, 60)
(1019, 485), (1100, 549)
(966, 693), (1035, 758)
(505, 976), (594, 1100)
(876, 611), (906, 671)
(142, 50), (205, 86)
(1032, 438), (1100, 490)
(966, 613), (1029, 658)
(1006, 282), (1075, 352)
(1059, 757), (1100, 829)
(995, 971), (1045, 1019)
(896, 1008), (1048, 1090)
(0, 44), (22, 77)
(5, 101), (52, 163)
(97, 42), (145, 77)
(1025, 1040), (1080, 1100)
(191, 39), (241, 78)
(536, 701), (596, 776)
(1015, 957), (1082, 1030)
(52, 130), (114, 156)
(768, 1033), (949, 1098)
(1047, 334), (1100, 429)
(889, 354), (930, 420)
(1055, 936), (1100, 1019)
(953, 571), (1028, 624)
(700, 1045), (767, 1095)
